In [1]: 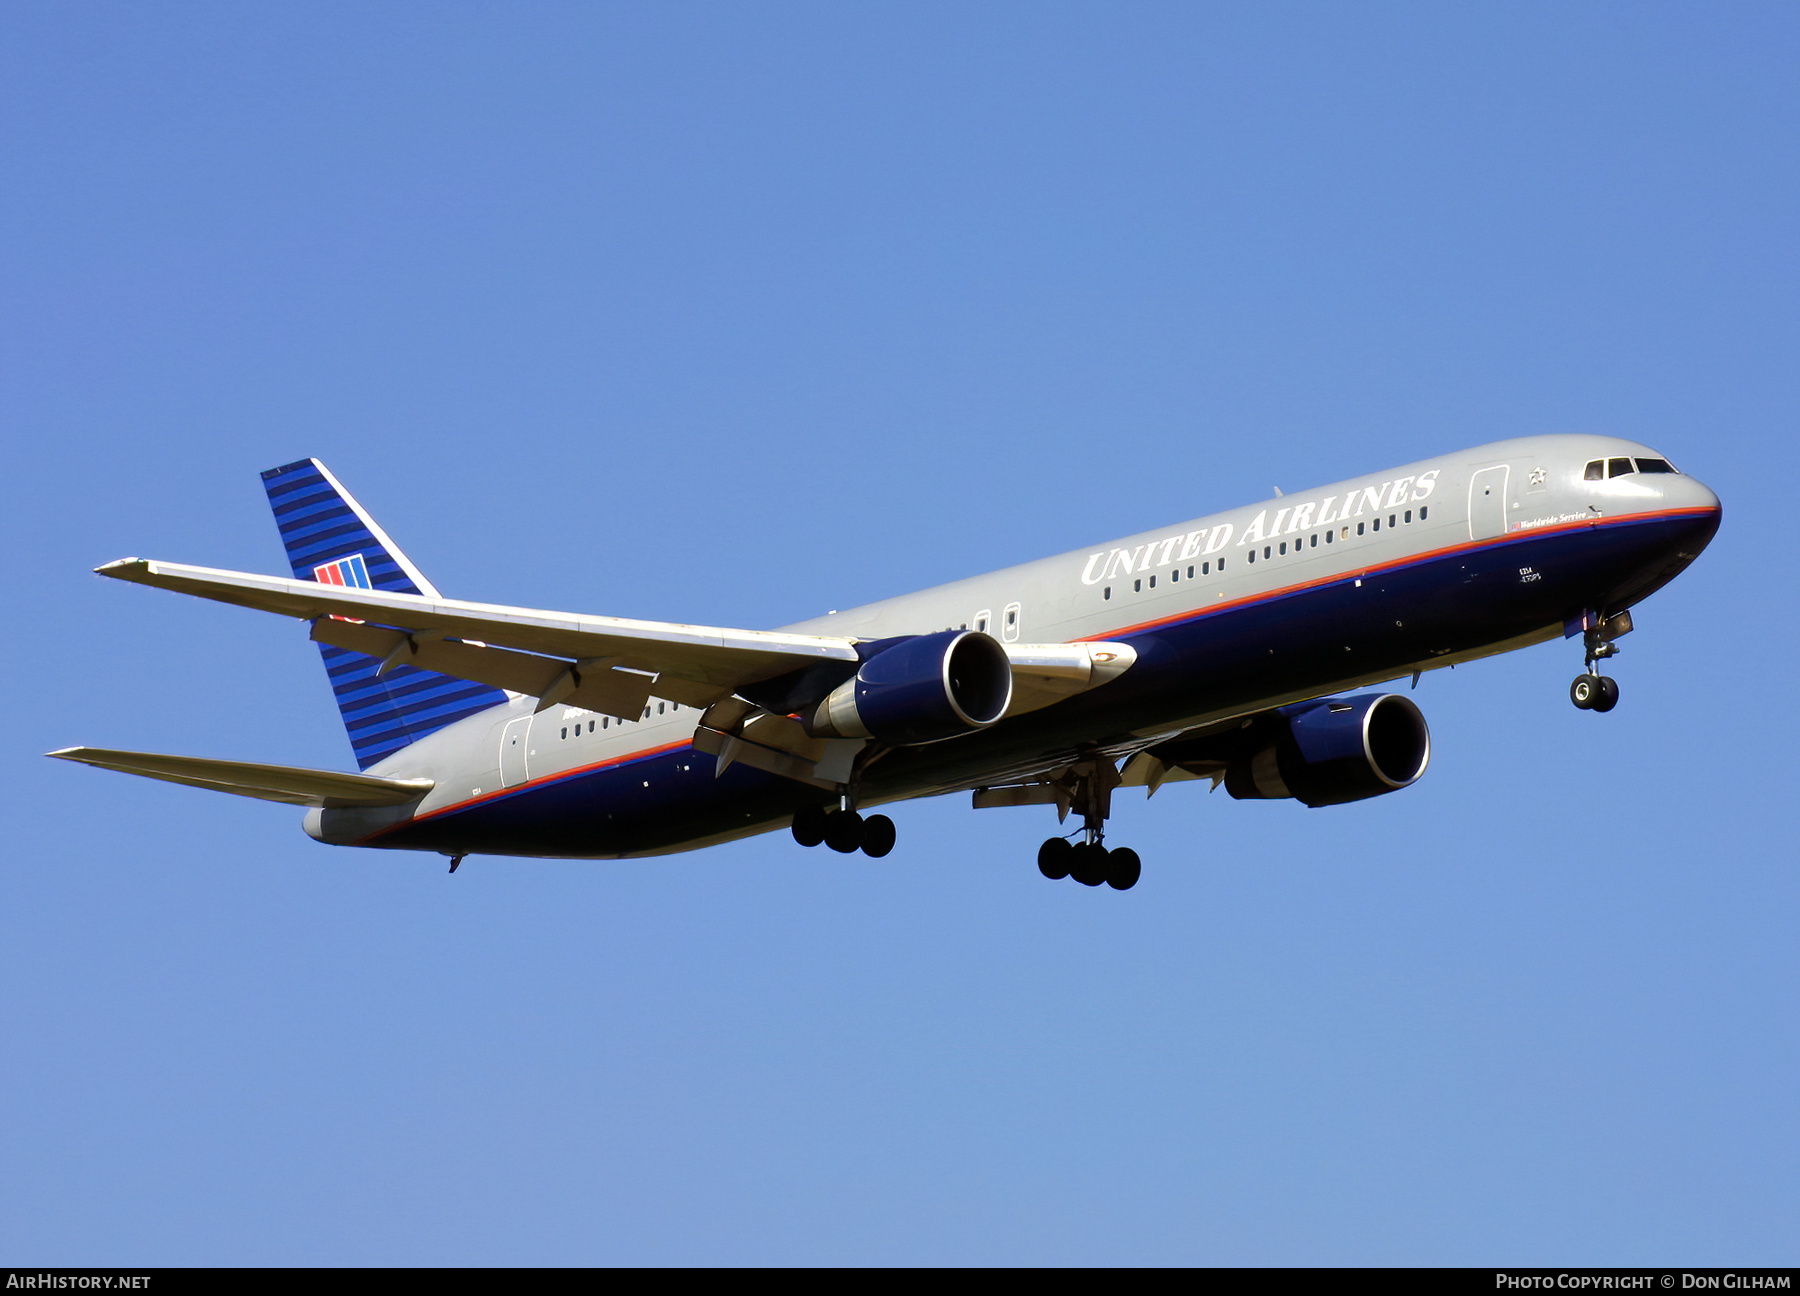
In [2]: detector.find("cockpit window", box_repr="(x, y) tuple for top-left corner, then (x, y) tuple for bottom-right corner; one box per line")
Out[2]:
(1584, 460), (1604, 481)
(1607, 457), (1634, 478)
(1634, 457), (1677, 474)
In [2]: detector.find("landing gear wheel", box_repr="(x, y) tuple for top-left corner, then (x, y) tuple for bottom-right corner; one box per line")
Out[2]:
(791, 803), (829, 848)
(1591, 675), (1620, 713)
(823, 810), (864, 854)
(860, 814), (896, 858)
(1105, 847), (1141, 891)
(1037, 837), (1072, 880)
(1570, 674), (1598, 710)
(1069, 842), (1108, 887)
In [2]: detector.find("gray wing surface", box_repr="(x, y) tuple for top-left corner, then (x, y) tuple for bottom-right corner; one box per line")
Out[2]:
(47, 747), (434, 807)
(97, 558), (862, 715)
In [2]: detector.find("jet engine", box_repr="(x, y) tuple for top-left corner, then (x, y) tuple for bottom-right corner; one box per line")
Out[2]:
(1224, 692), (1430, 807)
(807, 629), (1013, 745)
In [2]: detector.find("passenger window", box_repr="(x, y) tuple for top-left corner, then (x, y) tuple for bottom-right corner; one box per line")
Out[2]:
(1635, 457), (1676, 474)
(1404, 510), (1412, 523)
(1389, 514), (1396, 527)
(1201, 562), (1209, 575)
(1219, 557), (1226, 570)
(1372, 518), (1381, 531)
(602, 717), (609, 728)
(1279, 542), (1286, 555)
(1325, 531), (1333, 544)
(1103, 586), (1111, 600)
(1134, 579), (1142, 592)
(658, 702), (666, 715)
(1357, 523), (1365, 536)
(1148, 575), (1156, 588)
(1247, 550), (1256, 564)
(1188, 565), (1195, 578)
(1585, 460), (1605, 480)
(1263, 546), (1271, 559)
(560, 727), (567, 739)
(1419, 507), (1427, 521)
(1310, 533), (1318, 547)
(1170, 569), (1178, 583)
(643, 707), (650, 719)
(1608, 457), (1633, 478)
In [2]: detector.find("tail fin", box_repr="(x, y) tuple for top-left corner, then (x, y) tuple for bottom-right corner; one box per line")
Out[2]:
(261, 459), (508, 770)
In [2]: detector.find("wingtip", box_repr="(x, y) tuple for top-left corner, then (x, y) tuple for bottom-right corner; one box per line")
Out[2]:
(45, 747), (84, 760)
(94, 557), (147, 578)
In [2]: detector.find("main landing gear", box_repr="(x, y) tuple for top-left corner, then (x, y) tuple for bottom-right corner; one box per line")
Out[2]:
(1569, 610), (1632, 713)
(1036, 835), (1141, 890)
(791, 801), (896, 858)
(1035, 757), (1140, 890)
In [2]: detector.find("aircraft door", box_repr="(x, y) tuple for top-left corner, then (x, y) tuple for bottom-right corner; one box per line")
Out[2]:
(1002, 602), (1022, 642)
(500, 715), (530, 787)
(1468, 465), (1510, 541)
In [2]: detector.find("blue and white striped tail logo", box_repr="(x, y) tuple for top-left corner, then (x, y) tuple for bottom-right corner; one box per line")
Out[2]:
(312, 553), (373, 589)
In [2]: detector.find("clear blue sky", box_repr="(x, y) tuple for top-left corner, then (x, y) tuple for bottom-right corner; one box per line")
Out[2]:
(3, 1), (1795, 1265)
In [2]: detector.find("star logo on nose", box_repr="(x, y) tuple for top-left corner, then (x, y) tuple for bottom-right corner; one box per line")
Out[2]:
(1529, 467), (1548, 485)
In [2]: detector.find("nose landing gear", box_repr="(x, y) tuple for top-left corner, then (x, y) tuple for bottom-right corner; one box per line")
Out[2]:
(1570, 673), (1620, 712)
(1569, 610), (1631, 713)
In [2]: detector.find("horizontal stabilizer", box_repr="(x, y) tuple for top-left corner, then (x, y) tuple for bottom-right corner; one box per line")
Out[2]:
(46, 747), (434, 808)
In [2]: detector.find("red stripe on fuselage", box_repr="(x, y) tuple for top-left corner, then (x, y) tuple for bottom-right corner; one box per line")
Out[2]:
(1074, 505), (1718, 643)
(358, 737), (694, 843)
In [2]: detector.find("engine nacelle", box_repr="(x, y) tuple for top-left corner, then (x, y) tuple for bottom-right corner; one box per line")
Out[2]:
(1224, 692), (1430, 807)
(807, 629), (1013, 745)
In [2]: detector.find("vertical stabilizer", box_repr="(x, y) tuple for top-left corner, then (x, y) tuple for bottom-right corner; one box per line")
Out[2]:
(261, 459), (508, 769)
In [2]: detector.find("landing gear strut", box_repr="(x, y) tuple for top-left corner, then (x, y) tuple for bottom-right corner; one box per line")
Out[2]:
(791, 799), (896, 858)
(1035, 758), (1141, 890)
(1569, 610), (1631, 713)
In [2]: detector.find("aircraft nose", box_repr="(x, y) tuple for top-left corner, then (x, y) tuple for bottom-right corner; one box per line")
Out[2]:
(1676, 472), (1722, 518)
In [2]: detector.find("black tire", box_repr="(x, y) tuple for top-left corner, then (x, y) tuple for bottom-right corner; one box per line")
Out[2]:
(1069, 842), (1108, 887)
(791, 803), (829, 848)
(1105, 847), (1141, 891)
(1592, 676), (1620, 713)
(1570, 675), (1597, 710)
(1037, 837), (1072, 880)
(823, 810), (864, 854)
(860, 814), (896, 858)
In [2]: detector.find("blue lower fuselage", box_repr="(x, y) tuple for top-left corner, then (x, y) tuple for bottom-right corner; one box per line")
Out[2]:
(360, 505), (1718, 859)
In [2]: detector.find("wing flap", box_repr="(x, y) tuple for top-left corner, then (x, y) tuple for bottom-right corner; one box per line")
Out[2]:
(309, 619), (662, 720)
(47, 747), (434, 808)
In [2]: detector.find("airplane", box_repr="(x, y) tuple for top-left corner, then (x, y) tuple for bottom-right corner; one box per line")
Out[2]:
(50, 435), (1720, 890)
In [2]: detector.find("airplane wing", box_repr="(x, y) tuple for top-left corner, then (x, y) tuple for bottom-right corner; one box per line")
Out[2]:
(47, 747), (433, 807)
(97, 557), (864, 717)
(97, 558), (1138, 730)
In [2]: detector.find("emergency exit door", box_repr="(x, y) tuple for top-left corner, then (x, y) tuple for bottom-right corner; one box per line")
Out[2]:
(499, 715), (531, 787)
(1468, 465), (1510, 541)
